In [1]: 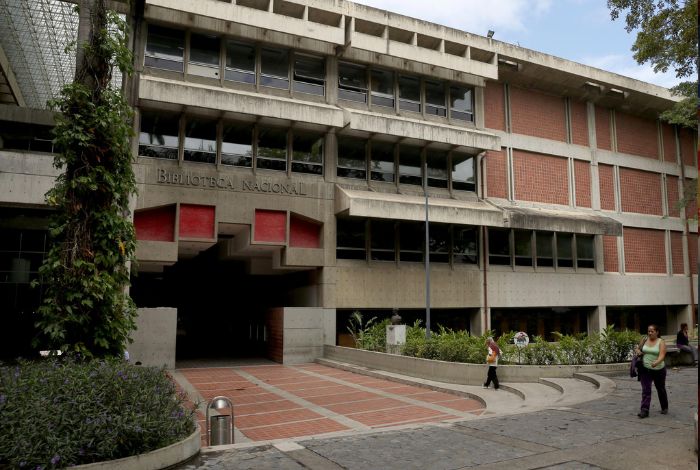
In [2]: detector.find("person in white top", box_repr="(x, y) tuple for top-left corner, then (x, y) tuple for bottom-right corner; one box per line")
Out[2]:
(483, 337), (500, 390)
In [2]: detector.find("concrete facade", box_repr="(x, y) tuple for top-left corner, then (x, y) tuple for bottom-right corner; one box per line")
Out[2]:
(0, 0), (696, 363)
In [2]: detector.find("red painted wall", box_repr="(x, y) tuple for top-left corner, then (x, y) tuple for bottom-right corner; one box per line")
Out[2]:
(134, 206), (176, 242)
(179, 204), (215, 239)
(290, 216), (321, 248)
(255, 209), (287, 243)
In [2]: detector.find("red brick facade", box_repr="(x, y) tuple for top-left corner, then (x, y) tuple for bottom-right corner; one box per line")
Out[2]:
(661, 123), (676, 163)
(615, 112), (658, 159)
(598, 163), (616, 211)
(485, 149), (507, 198)
(623, 228), (666, 274)
(679, 128), (697, 167)
(689, 233), (698, 275)
(685, 178), (698, 219)
(484, 81), (505, 131)
(603, 235), (619, 273)
(265, 308), (284, 363)
(670, 231), (684, 274)
(570, 100), (589, 147)
(513, 150), (568, 205)
(595, 106), (612, 151)
(574, 160), (591, 208)
(510, 87), (567, 142)
(666, 175), (680, 217)
(619, 168), (662, 216)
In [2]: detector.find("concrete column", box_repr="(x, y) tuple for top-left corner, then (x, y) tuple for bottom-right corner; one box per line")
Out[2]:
(587, 102), (601, 211)
(471, 308), (487, 335)
(326, 55), (338, 105)
(588, 305), (606, 334)
(474, 86), (485, 129)
(130, 307), (177, 368)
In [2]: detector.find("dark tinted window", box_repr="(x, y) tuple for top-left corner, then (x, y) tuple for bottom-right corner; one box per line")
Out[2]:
(221, 123), (253, 167)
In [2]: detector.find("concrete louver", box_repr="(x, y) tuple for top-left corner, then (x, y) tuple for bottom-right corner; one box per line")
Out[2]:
(497, 204), (623, 235)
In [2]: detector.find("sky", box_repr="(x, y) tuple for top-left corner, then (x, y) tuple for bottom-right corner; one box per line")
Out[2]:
(353, 0), (681, 89)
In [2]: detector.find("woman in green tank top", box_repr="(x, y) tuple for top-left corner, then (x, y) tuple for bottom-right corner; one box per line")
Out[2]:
(633, 324), (668, 418)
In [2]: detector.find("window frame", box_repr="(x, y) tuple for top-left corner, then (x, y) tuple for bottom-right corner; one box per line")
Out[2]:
(144, 24), (185, 72)
(292, 54), (326, 96)
(338, 62), (368, 103)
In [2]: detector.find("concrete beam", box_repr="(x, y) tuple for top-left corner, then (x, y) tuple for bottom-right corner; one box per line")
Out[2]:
(0, 45), (26, 107)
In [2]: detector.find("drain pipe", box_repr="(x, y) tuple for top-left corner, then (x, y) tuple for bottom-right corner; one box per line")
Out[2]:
(478, 152), (489, 334)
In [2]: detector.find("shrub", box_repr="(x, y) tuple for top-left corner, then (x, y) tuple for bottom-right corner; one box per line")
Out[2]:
(0, 357), (197, 469)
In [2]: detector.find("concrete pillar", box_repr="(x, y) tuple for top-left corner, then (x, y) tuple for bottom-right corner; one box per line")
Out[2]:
(471, 308), (486, 335)
(130, 307), (177, 368)
(588, 305), (606, 335)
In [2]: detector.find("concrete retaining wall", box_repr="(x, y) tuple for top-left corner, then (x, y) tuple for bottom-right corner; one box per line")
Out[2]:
(282, 307), (336, 364)
(130, 307), (177, 369)
(323, 345), (628, 384)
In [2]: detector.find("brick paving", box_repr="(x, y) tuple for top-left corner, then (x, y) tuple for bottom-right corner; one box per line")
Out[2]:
(177, 362), (485, 442)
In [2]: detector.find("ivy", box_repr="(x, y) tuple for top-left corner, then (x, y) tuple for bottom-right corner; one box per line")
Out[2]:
(33, 2), (137, 359)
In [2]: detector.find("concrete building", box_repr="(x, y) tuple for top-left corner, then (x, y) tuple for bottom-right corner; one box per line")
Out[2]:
(0, 0), (697, 365)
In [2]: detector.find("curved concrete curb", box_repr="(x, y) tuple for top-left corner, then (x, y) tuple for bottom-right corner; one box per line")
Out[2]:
(74, 429), (200, 470)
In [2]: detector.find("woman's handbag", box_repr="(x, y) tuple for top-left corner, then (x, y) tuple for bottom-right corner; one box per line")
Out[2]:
(487, 352), (496, 364)
(629, 337), (647, 378)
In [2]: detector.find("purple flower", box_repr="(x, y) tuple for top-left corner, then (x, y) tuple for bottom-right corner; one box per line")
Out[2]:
(50, 455), (60, 465)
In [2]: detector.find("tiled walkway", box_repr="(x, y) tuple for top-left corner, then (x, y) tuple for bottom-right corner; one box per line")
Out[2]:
(177, 362), (485, 443)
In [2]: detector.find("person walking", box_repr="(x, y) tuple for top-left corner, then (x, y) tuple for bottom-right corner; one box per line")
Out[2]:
(676, 323), (698, 365)
(634, 324), (668, 418)
(483, 337), (500, 390)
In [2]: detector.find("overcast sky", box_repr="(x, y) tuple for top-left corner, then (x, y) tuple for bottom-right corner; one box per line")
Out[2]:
(353, 0), (681, 89)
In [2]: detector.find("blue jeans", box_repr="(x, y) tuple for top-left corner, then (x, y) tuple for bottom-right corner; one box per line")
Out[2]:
(639, 367), (668, 412)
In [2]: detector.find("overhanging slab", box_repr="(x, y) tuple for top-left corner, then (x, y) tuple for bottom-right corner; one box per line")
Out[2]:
(499, 204), (622, 235)
(335, 186), (505, 227)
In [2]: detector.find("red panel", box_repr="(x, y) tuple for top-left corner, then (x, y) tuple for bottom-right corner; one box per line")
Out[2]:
(179, 204), (215, 239)
(255, 209), (287, 243)
(134, 206), (175, 242)
(290, 216), (321, 248)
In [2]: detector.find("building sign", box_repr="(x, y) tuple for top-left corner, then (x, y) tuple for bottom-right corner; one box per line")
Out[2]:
(156, 168), (307, 196)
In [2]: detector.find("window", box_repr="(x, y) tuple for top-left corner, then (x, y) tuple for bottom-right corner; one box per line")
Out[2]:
(183, 119), (217, 164)
(429, 223), (449, 263)
(292, 132), (323, 174)
(453, 226), (478, 264)
(225, 41), (256, 84)
(576, 235), (595, 268)
(370, 219), (395, 261)
(536, 231), (554, 267)
(426, 151), (448, 188)
(488, 228), (511, 266)
(451, 153), (475, 192)
(425, 80), (446, 116)
(257, 127), (287, 171)
(370, 142), (395, 182)
(145, 25), (185, 72)
(337, 218), (366, 260)
(293, 55), (325, 96)
(514, 230), (533, 266)
(221, 123), (253, 167)
(370, 69), (395, 108)
(139, 112), (179, 160)
(189, 33), (220, 78)
(398, 75), (421, 113)
(556, 233), (573, 267)
(260, 48), (289, 89)
(450, 86), (474, 122)
(399, 222), (424, 262)
(337, 137), (367, 179)
(398, 145), (422, 186)
(338, 62), (367, 103)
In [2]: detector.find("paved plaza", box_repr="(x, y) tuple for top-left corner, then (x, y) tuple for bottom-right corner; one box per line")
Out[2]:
(174, 363), (698, 469)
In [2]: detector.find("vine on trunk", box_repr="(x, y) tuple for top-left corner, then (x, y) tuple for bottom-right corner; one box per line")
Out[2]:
(34, 1), (137, 358)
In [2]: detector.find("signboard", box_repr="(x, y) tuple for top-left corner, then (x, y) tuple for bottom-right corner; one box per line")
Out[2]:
(514, 331), (530, 348)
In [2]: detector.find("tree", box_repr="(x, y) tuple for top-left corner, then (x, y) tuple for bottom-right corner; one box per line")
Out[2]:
(607, 0), (698, 129)
(34, 0), (137, 358)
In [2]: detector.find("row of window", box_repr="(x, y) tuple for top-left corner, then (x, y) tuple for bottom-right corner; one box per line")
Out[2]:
(139, 113), (323, 174)
(144, 24), (475, 121)
(336, 219), (595, 269)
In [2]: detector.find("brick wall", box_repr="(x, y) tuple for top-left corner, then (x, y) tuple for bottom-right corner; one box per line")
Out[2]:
(513, 150), (568, 205)
(619, 168), (662, 215)
(595, 106), (612, 151)
(670, 231), (684, 274)
(485, 149), (507, 198)
(599, 163), (615, 210)
(265, 308), (284, 363)
(570, 100), (589, 147)
(510, 87), (567, 141)
(666, 175), (680, 217)
(685, 179), (698, 219)
(574, 159), (591, 207)
(484, 81), (505, 131)
(661, 123), (676, 163)
(603, 235), (619, 272)
(623, 227), (666, 274)
(689, 233), (698, 274)
(615, 112), (658, 159)
(679, 128), (697, 167)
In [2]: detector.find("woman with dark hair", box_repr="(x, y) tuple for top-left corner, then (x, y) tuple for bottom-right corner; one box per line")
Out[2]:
(676, 323), (698, 364)
(634, 324), (668, 418)
(483, 337), (500, 390)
